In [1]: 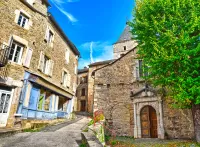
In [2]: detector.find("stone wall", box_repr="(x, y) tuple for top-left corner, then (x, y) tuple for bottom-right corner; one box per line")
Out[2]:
(87, 64), (110, 113)
(94, 50), (135, 136)
(113, 40), (137, 59)
(0, 0), (78, 92)
(93, 47), (194, 139)
(0, 0), (78, 128)
(163, 99), (194, 139)
(76, 72), (88, 111)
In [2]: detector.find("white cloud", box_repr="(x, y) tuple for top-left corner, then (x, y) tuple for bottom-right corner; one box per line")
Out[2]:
(90, 42), (94, 63)
(78, 41), (113, 69)
(50, 0), (78, 23)
(67, 0), (80, 2)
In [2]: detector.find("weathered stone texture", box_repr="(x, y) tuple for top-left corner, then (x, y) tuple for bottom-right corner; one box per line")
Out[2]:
(0, 0), (78, 128)
(163, 99), (194, 139)
(0, 0), (78, 93)
(76, 71), (88, 111)
(93, 47), (194, 139)
(113, 40), (137, 59)
(94, 50), (135, 136)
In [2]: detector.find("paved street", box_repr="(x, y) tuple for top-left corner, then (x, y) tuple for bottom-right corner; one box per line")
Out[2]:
(0, 117), (90, 147)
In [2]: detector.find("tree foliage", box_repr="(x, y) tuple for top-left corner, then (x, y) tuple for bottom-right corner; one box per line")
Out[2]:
(129, 0), (200, 107)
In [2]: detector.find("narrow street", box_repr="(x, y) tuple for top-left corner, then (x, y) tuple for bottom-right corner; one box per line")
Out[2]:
(0, 117), (90, 147)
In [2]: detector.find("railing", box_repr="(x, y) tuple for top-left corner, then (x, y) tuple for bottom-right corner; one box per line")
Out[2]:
(0, 43), (10, 67)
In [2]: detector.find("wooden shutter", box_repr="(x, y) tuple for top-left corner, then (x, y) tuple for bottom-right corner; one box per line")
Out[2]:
(49, 60), (54, 76)
(14, 10), (20, 23)
(55, 96), (59, 111)
(23, 48), (33, 68)
(45, 27), (49, 41)
(61, 71), (64, 84)
(67, 74), (71, 87)
(65, 50), (69, 64)
(38, 51), (44, 71)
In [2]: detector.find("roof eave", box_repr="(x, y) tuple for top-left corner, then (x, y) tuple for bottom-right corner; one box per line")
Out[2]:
(48, 13), (80, 56)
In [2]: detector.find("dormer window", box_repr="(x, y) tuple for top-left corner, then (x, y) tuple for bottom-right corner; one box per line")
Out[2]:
(17, 13), (29, 28)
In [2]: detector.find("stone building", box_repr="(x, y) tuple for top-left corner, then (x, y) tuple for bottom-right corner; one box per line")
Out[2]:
(0, 0), (79, 128)
(92, 26), (195, 139)
(76, 60), (114, 113)
(75, 68), (89, 112)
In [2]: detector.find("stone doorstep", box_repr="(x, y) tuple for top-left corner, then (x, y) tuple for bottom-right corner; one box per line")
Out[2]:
(0, 128), (22, 138)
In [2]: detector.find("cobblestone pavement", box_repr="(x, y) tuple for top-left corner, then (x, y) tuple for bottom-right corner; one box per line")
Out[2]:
(0, 117), (90, 147)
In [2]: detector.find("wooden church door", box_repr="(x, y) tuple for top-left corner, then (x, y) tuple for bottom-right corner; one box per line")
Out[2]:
(141, 106), (158, 138)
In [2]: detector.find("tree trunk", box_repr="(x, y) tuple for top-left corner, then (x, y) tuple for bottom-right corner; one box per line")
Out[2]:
(192, 104), (200, 143)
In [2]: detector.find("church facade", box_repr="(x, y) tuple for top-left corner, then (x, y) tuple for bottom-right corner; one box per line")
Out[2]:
(92, 26), (195, 139)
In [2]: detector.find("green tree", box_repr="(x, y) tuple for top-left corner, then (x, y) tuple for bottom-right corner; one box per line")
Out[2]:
(129, 0), (200, 142)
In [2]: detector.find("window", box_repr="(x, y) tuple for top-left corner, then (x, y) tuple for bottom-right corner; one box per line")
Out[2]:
(80, 76), (87, 84)
(38, 52), (54, 76)
(62, 71), (71, 87)
(120, 54), (125, 57)
(37, 88), (53, 111)
(124, 46), (126, 51)
(43, 55), (49, 74)
(63, 71), (68, 87)
(17, 13), (29, 28)
(48, 30), (54, 43)
(58, 96), (69, 111)
(45, 27), (54, 45)
(8, 41), (24, 64)
(65, 49), (69, 64)
(0, 91), (11, 114)
(38, 89), (45, 110)
(44, 91), (51, 111)
(138, 60), (149, 78)
(139, 60), (143, 77)
(81, 88), (86, 96)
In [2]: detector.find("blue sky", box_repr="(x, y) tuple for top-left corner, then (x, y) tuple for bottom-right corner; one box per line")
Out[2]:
(48, 0), (135, 69)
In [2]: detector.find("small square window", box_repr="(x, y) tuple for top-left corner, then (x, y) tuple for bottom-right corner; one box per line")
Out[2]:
(18, 13), (29, 28)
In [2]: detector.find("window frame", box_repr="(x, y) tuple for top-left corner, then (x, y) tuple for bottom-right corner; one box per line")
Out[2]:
(63, 71), (68, 88)
(81, 88), (86, 96)
(48, 30), (54, 43)
(8, 41), (24, 64)
(17, 12), (29, 28)
(65, 49), (70, 64)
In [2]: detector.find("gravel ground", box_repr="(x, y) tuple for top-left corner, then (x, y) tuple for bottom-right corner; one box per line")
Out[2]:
(0, 117), (90, 147)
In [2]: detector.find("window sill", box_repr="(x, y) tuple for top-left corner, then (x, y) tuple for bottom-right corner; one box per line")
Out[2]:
(8, 61), (22, 66)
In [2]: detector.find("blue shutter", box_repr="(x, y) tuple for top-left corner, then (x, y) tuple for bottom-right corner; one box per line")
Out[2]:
(29, 86), (40, 110)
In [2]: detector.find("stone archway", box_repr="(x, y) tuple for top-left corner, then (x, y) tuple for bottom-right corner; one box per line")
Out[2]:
(133, 98), (165, 139)
(140, 106), (158, 138)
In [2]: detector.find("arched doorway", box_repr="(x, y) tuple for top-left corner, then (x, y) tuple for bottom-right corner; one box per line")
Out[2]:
(140, 106), (158, 138)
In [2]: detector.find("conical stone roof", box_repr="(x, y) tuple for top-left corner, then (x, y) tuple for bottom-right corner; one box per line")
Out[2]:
(116, 25), (132, 43)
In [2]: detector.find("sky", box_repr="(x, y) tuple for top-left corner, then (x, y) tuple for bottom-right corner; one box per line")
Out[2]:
(48, 0), (135, 69)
